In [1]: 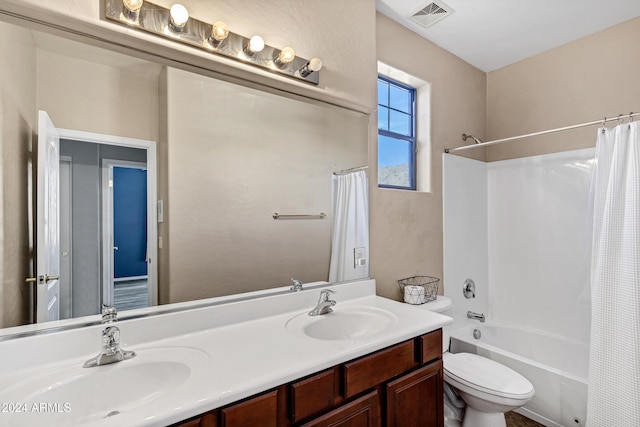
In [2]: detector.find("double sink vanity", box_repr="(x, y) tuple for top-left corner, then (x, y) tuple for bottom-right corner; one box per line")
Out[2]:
(0, 280), (451, 426)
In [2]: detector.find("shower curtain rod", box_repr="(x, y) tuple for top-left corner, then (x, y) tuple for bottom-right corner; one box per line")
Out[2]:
(444, 111), (640, 153)
(333, 165), (368, 175)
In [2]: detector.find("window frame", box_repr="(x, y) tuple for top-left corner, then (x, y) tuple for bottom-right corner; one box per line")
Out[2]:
(377, 75), (417, 190)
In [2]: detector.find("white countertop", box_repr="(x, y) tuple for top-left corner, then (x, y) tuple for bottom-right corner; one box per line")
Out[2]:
(0, 280), (451, 426)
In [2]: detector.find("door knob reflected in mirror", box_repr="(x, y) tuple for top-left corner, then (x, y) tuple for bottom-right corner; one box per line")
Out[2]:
(25, 275), (60, 284)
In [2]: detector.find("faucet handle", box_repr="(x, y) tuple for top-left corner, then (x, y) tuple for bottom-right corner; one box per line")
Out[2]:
(290, 278), (303, 292)
(101, 305), (118, 323)
(320, 289), (336, 300)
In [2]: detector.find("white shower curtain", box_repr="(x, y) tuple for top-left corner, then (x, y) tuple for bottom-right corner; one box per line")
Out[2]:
(586, 122), (640, 426)
(329, 170), (369, 283)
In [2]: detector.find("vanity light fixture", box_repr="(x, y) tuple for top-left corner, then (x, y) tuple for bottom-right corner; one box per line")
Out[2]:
(209, 21), (229, 47)
(244, 35), (265, 55)
(169, 3), (189, 33)
(122, 0), (143, 20)
(104, 0), (322, 84)
(274, 47), (295, 67)
(299, 58), (323, 77)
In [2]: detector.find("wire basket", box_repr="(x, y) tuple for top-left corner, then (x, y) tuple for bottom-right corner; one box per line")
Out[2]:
(398, 276), (440, 305)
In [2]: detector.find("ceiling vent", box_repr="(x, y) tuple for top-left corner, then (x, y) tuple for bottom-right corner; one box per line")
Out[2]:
(407, 1), (454, 29)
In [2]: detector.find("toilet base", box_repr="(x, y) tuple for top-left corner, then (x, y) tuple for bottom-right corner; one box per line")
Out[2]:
(462, 406), (506, 427)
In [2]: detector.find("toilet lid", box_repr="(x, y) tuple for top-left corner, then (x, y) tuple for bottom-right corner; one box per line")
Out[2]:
(444, 352), (534, 399)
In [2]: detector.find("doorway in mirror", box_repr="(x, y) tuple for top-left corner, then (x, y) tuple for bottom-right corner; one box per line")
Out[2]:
(36, 111), (158, 322)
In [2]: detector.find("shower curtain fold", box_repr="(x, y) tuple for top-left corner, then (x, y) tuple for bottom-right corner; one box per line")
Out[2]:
(329, 170), (369, 283)
(586, 122), (640, 427)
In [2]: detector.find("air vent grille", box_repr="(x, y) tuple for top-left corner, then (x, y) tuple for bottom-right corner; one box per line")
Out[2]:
(408, 1), (454, 28)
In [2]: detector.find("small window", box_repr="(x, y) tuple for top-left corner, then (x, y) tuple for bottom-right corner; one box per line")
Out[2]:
(377, 76), (416, 190)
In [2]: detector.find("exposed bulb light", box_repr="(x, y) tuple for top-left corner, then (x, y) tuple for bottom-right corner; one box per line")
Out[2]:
(299, 57), (322, 77)
(169, 3), (189, 32)
(122, 0), (143, 20)
(209, 21), (229, 46)
(274, 47), (295, 67)
(244, 35), (265, 55)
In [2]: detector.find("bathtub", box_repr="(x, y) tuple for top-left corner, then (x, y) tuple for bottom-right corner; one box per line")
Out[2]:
(449, 322), (588, 427)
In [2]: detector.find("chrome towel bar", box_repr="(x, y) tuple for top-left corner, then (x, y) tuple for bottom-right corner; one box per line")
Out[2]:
(273, 213), (326, 220)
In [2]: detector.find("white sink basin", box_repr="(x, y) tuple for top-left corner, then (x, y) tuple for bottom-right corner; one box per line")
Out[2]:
(0, 346), (210, 425)
(286, 306), (398, 341)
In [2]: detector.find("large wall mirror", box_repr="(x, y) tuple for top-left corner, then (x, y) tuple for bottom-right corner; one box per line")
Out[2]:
(0, 16), (369, 333)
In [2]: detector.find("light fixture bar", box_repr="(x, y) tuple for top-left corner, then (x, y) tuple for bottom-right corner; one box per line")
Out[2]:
(105, 0), (320, 85)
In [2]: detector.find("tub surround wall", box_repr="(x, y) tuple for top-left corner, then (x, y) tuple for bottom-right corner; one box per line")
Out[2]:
(443, 148), (594, 425)
(373, 13), (487, 301)
(0, 22), (36, 328)
(442, 154), (489, 326)
(488, 149), (594, 346)
(487, 16), (640, 161)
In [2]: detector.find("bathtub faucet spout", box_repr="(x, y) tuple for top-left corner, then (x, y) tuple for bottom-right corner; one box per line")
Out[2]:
(467, 311), (485, 323)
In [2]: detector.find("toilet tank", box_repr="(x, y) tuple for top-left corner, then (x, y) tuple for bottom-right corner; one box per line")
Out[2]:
(418, 296), (453, 352)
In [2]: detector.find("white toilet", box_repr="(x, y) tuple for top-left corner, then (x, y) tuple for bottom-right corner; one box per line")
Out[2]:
(418, 296), (535, 427)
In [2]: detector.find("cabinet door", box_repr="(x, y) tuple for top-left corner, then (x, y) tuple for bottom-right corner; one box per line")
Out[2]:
(221, 389), (278, 427)
(386, 361), (443, 427)
(300, 390), (380, 427)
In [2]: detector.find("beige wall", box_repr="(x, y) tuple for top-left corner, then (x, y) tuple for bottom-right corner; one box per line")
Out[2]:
(163, 68), (368, 303)
(487, 17), (640, 161)
(373, 13), (487, 300)
(0, 22), (36, 328)
(36, 49), (160, 142)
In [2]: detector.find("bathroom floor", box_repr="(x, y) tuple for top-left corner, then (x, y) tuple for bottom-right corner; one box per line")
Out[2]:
(114, 278), (148, 311)
(505, 412), (544, 427)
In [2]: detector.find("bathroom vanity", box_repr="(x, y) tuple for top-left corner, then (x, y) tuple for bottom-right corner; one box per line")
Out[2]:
(0, 280), (450, 426)
(174, 329), (443, 427)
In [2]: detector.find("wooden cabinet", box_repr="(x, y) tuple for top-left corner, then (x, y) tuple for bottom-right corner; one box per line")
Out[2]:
(221, 389), (279, 427)
(172, 329), (443, 427)
(343, 340), (417, 399)
(386, 361), (444, 427)
(291, 367), (341, 423)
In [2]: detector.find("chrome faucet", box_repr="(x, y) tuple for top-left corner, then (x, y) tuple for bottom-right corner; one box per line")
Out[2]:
(83, 305), (136, 368)
(308, 289), (336, 316)
(467, 310), (486, 323)
(290, 278), (303, 292)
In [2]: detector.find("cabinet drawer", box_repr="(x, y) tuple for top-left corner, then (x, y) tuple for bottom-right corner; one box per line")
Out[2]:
(420, 329), (442, 364)
(300, 390), (380, 427)
(221, 389), (278, 427)
(344, 340), (416, 398)
(291, 368), (340, 423)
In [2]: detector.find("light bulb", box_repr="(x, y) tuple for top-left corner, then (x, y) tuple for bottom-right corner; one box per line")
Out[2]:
(299, 57), (323, 77)
(169, 4), (189, 32)
(308, 57), (322, 72)
(210, 21), (229, 42)
(248, 35), (265, 53)
(123, 0), (143, 12)
(275, 47), (295, 66)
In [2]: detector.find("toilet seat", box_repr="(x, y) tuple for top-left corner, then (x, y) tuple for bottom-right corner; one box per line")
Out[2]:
(443, 352), (534, 401)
